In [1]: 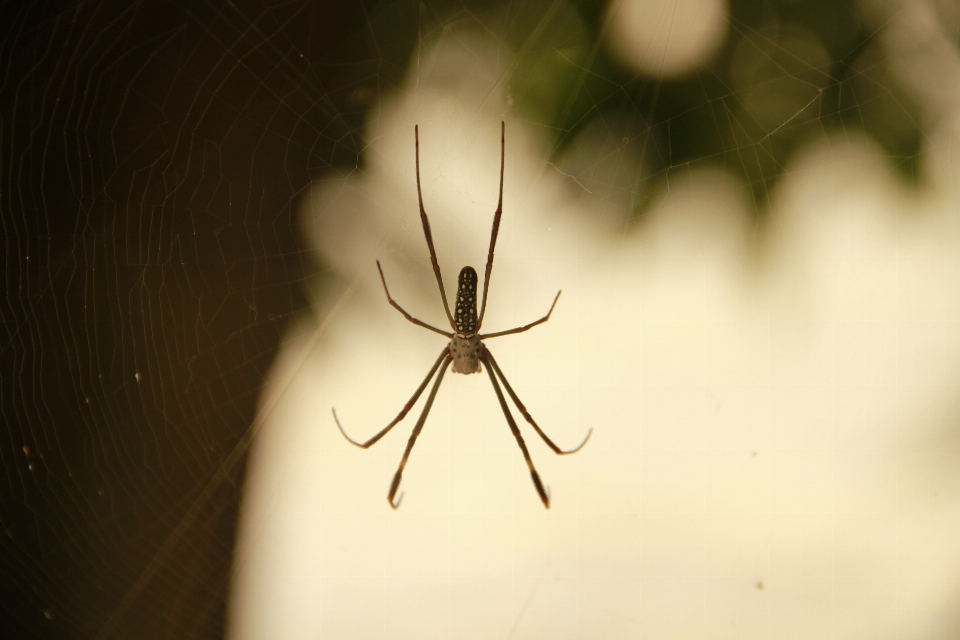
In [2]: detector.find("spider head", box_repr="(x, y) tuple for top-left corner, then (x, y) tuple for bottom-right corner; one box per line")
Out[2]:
(450, 333), (482, 374)
(454, 266), (478, 337)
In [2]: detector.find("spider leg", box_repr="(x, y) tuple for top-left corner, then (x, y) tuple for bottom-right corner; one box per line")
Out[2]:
(477, 121), (505, 330)
(387, 354), (453, 509)
(414, 125), (456, 330)
(376, 261), (453, 338)
(333, 347), (450, 448)
(482, 352), (551, 509)
(478, 290), (561, 340)
(483, 348), (592, 454)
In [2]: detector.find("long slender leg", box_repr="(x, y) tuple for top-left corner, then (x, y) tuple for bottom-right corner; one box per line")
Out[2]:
(479, 290), (561, 340)
(483, 348), (592, 454)
(477, 120), (505, 330)
(333, 348), (450, 448)
(414, 125), (455, 330)
(376, 261), (452, 338)
(483, 354), (550, 509)
(387, 354), (453, 509)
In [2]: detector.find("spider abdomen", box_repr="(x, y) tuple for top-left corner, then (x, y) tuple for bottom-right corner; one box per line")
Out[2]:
(455, 266), (478, 337)
(450, 334), (481, 374)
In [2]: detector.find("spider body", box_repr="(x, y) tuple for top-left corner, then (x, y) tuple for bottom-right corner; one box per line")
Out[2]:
(454, 266), (479, 337)
(450, 333), (482, 374)
(333, 122), (591, 509)
(451, 266), (481, 373)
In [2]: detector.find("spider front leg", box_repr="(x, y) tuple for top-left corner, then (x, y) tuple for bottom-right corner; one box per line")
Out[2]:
(387, 353), (452, 508)
(481, 350), (551, 508)
(483, 349), (592, 454)
(333, 349), (452, 508)
(333, 347), (451, 448)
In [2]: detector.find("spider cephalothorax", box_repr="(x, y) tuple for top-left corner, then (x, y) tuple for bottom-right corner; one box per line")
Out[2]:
(333, 122), (591, 509)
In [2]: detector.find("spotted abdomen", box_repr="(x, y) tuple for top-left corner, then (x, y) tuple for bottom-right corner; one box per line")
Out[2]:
(455, 266), (478, 336)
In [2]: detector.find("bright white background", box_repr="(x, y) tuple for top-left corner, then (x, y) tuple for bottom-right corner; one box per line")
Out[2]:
(230, 3), (960, 638)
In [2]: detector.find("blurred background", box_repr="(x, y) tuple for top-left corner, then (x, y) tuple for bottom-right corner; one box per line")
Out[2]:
(2, 0), (959, 638)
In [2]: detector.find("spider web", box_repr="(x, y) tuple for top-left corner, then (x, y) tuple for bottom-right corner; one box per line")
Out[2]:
(0, 0), (953, 638)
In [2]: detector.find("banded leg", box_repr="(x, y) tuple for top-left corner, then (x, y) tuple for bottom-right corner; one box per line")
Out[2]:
(483, 348), (592, 454)
(333, 348), (450, 448)
(479, 290), (561, 340)
(483, 353), (550, 508)
(414, 125), (455, 330)
(387, 354), (453, 508)
(477, 121), (506, 330)
(376, 261), (452, 338)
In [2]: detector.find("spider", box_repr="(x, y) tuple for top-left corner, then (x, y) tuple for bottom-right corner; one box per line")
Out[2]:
(333, 122), (591, 509)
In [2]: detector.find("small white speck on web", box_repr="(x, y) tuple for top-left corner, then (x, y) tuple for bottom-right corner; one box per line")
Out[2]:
(134, 372), (140, 382)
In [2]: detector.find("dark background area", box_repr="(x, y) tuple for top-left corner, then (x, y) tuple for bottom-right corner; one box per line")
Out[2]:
(0, 0), (918, 637)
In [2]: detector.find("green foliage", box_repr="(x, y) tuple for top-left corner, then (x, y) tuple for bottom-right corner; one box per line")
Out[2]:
(358, 0), (922, 214)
